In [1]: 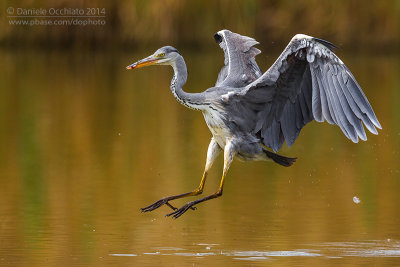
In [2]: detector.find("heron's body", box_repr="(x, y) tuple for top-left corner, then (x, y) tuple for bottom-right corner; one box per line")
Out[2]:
(203, 103), (265, 162)
(127, 30), (381, 218)
(170, 55), (272, 162)
(204, 108), (230, 148)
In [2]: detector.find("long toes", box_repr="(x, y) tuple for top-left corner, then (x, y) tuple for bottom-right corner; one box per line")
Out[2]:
(165, 202), (177, 210)
(141, 199), (167, 212)
(165, 209), (179, 217)
(172, 208), (189, 219)
(166, 203), (195, 218)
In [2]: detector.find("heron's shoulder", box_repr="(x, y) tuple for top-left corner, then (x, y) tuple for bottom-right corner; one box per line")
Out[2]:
(204, 86), (241, 101)
(204, 86), (243, 104)
(205, 85), (240, 93)
(203, 86), (223, 97)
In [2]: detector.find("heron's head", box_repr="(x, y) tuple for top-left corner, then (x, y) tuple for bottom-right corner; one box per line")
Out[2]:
(126, 46), (181, 70)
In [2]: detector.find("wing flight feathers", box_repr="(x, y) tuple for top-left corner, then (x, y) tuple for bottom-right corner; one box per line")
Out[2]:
(223, 34), (381, 151)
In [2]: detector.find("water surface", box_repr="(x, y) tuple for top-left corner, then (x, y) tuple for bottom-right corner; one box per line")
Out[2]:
(0, 48), (399, 266)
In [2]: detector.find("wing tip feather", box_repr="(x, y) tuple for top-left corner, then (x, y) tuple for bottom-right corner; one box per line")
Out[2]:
(312, 37), (339, 51)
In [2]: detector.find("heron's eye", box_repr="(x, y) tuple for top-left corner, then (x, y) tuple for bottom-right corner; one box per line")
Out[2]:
(159, 53), (165, 57)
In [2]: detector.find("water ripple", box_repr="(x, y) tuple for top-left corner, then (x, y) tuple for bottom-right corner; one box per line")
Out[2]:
(109, 240), (400, 261)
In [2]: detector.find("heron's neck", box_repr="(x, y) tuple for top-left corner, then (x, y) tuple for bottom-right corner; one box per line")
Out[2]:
(170, 56), (204, 111)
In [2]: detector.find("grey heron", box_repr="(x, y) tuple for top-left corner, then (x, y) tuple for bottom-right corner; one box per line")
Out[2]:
(126, 30), (381, 218)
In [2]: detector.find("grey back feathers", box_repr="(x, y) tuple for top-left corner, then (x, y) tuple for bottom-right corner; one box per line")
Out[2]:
(219, 33), (381, 152)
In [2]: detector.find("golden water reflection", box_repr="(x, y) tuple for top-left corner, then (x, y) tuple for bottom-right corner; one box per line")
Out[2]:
(0, 48), (399, 266)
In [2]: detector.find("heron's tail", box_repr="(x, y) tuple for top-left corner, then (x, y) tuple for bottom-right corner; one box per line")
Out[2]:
(262, 148), (296, 167)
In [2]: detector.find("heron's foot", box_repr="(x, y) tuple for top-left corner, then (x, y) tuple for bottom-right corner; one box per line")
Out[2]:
(166, 201), (197, 219)
(141, 198), (177, 212)
(141, 197), (197, 213)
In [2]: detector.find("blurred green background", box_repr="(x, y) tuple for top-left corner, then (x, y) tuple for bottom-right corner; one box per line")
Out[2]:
(1, 0), (400, 50)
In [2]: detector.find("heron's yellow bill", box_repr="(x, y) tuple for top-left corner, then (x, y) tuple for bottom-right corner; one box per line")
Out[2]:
(126, 57), (159, 70)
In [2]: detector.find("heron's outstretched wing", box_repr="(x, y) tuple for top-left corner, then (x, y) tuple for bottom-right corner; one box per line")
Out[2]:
(225, 34), (381, 152)
(214, 30), (262, 88)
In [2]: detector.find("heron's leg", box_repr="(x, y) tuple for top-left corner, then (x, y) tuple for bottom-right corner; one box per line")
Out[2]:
(166, 139), (236, 218)
(141, 138), (221, 212)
